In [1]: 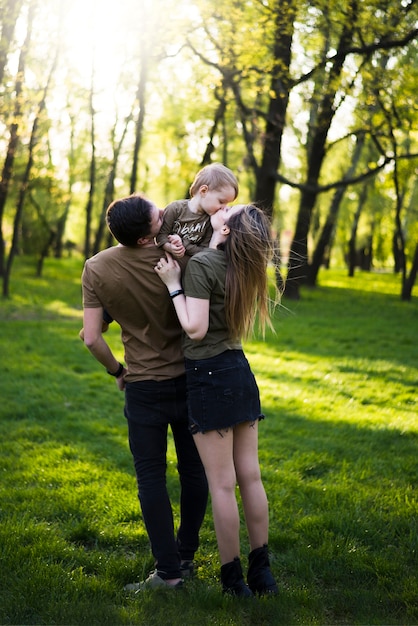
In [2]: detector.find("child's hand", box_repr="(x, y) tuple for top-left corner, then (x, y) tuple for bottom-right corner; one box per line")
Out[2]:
(168, 234), (185, 258)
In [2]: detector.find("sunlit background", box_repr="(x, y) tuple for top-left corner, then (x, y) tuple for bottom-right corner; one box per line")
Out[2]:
(1, 0), (417, 277)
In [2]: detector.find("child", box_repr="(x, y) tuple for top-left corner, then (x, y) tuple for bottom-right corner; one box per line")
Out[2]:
(156, 163), (239, 259)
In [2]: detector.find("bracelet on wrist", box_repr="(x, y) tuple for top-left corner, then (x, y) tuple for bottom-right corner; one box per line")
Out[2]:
(169, 289), (184, 299)
(107, 362), (124, 377)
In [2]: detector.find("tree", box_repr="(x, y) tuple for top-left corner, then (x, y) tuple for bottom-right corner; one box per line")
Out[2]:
(284, 1), (418, 298)
(401, 176), (418, 301)
(0, 0), (36, 278)
(285, 2), (362, 298)
(83, 68), (97, 260)
(307, 133), (366, 286)
(1, 0), (417, 302)
(184, 0), (417, 298)
(402, 243), (418, 301)
(93, 112), (132, 254)
(0, 0), (24, 86)
(2, 36), (58, 296)
(347, 180), (369, 277)
(253, 0), (296, 219)
(129, 7), (148, 195)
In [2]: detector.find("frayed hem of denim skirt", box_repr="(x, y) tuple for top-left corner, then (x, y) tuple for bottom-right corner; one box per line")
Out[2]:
(189, 414), (265, 435)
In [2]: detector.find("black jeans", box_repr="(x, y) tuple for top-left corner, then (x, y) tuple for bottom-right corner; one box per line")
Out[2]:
(125, 374), (208, 580)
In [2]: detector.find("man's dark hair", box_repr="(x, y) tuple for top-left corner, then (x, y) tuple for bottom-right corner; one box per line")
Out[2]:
(106, 193), (153, 246)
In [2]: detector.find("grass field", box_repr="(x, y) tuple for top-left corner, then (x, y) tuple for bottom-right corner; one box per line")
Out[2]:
(0, 257), (417, 625)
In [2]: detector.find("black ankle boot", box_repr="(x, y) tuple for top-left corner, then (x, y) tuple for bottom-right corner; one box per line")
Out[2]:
(247, 544), (278, 596)
(221, 557), (253, 597)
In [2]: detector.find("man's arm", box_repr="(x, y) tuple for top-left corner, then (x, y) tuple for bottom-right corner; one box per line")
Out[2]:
(82, 307), (126, 390)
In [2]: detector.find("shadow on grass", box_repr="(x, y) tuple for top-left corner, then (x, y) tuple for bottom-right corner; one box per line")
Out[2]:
(1, 360), (417, 624)
(0, 264), (417, 624)
(256, 403), (418, 624)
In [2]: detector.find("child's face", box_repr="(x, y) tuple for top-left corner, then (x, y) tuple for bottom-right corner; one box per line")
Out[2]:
(198, 185), (237, 216)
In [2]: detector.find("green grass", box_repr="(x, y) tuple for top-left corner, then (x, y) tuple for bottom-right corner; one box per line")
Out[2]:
(0, 257), (417, 625)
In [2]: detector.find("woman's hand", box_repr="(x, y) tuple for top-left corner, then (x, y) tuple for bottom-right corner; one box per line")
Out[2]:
(155, 253), (209, 341)
(154, 253), (182, 291)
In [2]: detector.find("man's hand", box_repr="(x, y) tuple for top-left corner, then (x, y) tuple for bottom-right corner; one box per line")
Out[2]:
(115, 367), (126, 391)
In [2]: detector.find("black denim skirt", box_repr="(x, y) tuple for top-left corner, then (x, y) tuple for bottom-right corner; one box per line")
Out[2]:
(185, 349), (264, 434)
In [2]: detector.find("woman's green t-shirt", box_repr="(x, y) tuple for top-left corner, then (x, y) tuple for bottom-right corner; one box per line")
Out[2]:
(182, 248), (242, 360)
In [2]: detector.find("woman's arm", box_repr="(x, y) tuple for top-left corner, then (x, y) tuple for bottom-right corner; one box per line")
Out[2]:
(154, 254), (209, 340)
(171, 295), (209, 340)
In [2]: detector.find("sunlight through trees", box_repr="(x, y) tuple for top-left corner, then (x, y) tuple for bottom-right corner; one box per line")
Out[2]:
(0, 0), (417, 299)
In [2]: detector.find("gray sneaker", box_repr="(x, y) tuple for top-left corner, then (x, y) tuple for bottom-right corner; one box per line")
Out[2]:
(124, 570), (183, 592)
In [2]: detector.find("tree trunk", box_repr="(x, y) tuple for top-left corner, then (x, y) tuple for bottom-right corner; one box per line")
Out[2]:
(253, 0), (296, 220)
(2, 39), (56, 297)
(36, 229), (55, 278)
(0, 0), (23, 85)
(93, 170), (115, 255)
(93, 114), (131, 254)
(348, 182), (368, 276)
(392, 167), (406, 277)
(129, 20), (148, 195)
(0, 1), (35, 278)
(55, 113), (76, 259)
(284, 1), (357, 299)
(29, 191), (56, 275)
(84, 75), (96, 260)
(180, 91), (229, 200)
(200, 93), (227, 167)
(393, 230), (405, 273)
(307, 133), (365, 286)
(54, 202), (70, 259)
(401, 242), (418, 301)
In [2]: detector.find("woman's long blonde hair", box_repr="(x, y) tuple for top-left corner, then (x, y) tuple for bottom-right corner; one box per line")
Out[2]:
(221, 204), (278, 339)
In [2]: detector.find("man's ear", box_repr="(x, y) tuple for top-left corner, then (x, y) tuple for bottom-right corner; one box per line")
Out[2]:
(137, 236), (150, 245)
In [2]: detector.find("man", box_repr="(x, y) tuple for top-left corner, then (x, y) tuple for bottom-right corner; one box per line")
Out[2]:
(81, 193), (208, 589)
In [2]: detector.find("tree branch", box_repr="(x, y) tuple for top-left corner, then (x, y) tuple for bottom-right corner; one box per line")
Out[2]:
(293, 27), (418, 87)
(276, 151), (418, 193)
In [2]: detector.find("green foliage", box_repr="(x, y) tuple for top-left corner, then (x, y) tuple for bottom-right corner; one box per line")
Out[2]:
(1, 0), (417, 281)
(0, 257), (417, 625)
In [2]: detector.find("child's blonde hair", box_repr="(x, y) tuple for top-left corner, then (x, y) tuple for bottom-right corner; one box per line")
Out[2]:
(189, 163), (239, 198)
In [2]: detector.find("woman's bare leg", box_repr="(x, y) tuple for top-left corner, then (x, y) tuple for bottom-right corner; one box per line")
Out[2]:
(193, 429), (240, 564)
(233, 420), (269, 551)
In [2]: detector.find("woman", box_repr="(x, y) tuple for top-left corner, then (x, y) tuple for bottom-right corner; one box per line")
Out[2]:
(154, 203), (279, 597)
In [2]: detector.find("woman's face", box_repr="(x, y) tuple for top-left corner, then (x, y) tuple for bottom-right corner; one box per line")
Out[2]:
(210, 203), (244, 232)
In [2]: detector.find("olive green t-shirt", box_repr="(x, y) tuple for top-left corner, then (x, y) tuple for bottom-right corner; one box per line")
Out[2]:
(82, 245), (184, 381)
(182, 248), (242, 360)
